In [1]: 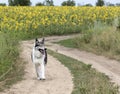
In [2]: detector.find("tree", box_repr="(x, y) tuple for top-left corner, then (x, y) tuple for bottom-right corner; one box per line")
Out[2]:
(0, 3), (6, 6)
(108, 3), (115, 6)
(61, 0), (75, 6)
(96, 0), (105, 6)
(8, 0), (14, 6)
(8, 0), (31, 6)
(84, 3), (93, 7)
(45, 0), (54, 6)
(36, 2), (45, 6)
(116, 3), (120, 6)
(106, 2), (115, 6)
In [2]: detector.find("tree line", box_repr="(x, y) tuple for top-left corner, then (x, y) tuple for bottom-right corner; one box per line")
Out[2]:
(0, 0), (120, 6)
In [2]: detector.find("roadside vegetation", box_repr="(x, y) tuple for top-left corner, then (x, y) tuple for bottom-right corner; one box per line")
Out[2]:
(48, 50), (119, 94)
(0, 32), (25, 91)
(57, 21), (120, 60)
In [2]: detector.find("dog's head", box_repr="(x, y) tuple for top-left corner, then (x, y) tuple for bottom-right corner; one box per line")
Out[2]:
(35, 38), (45, 54)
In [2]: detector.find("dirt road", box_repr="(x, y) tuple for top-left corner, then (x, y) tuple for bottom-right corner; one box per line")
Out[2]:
(1, 37), (73, 94)
(1, 35), (120, 93)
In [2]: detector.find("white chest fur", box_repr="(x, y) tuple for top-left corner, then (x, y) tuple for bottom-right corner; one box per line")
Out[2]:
(32, 48), (45, 64)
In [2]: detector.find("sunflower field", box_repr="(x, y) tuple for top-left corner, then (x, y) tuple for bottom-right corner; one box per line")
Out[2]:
(0, 6), (120, 35)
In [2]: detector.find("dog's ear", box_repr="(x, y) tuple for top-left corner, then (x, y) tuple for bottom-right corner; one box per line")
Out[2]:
(41, 38), (45, 44)
(35, 38), (38, 42)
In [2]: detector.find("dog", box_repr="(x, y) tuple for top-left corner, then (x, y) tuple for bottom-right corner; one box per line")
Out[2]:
(31, 38), (47, 80)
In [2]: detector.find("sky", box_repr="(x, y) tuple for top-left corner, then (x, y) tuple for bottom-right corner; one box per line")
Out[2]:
(0, 0), (120, 6)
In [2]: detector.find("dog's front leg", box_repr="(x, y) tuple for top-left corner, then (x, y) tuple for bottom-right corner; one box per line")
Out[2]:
(35, 63), (41, 80)
(40, 62), (45, 79)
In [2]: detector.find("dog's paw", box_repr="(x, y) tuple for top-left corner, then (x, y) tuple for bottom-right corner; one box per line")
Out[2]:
(37, 77), (41, 80)
(42, 78), (46, 80)
(37, 77), (46, 80)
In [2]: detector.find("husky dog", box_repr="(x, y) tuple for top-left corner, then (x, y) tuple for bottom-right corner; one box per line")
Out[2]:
(31, 38), (47, 80)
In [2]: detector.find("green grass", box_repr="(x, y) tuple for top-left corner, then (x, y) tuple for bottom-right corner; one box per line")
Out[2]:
(0, 32), (18, 76)
(0, 32), (25, 91)
(48, 50), (119, 94)
(55, 38), (77, 48)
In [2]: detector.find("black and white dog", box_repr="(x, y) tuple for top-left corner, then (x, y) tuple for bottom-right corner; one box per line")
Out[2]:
(31, 38), (47, 80)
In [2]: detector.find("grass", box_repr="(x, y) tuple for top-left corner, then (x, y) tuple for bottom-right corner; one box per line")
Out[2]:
(48, 50), (119, 94)
(0, 32), (25, 91)
(57, 22), (120, 60)
(0, 59), (26, 91)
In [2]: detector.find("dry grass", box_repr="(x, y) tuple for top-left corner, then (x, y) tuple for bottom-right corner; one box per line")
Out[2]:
(58, 23), (120, 60)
